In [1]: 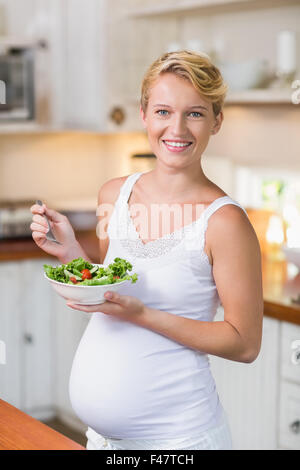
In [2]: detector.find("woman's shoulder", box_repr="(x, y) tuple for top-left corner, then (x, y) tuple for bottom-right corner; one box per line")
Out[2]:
(205, 199), (256, 258)
(97, 174), (131, 204)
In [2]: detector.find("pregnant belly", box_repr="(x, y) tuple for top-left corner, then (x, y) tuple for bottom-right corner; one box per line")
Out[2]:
(69, 314), (149, 438)
(68, 313), (213, 439)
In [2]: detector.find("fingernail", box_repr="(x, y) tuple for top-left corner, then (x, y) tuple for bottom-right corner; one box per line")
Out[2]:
(105, 292), (113, 299)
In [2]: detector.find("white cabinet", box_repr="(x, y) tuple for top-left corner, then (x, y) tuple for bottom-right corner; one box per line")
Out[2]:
(279, 382), (300, 449)
(279, 322), (300, 449)
(0, 259), (54, 419)
(54, 0), (143, 133)
(280, 322), (300, 384)
(210, 311), (280, 450)
(210, 310), (300, 450)
(20, 259), (55, 419)
(61, 0), (109, 131)
(0, 257), (89, 427)
(51, 0), (135, 133)
(0, 0), (113, 132)
(0, 262), (23, 409)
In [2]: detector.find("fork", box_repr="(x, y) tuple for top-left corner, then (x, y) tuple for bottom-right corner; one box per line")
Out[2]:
(36, 200), (61, 244)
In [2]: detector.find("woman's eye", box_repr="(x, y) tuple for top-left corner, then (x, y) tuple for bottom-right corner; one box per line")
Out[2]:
(189, 111), (204, 118)
(156, 110), (169, 116)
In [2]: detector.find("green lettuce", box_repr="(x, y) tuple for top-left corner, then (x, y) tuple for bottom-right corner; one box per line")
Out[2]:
(44, 257), (138, 286)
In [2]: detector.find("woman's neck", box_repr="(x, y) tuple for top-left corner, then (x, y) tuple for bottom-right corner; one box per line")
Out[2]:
(147, 165), (210, 201)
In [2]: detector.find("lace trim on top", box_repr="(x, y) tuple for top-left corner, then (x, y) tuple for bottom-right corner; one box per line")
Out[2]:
(112, 172), (247, 261)
(120, 204), (201, 259)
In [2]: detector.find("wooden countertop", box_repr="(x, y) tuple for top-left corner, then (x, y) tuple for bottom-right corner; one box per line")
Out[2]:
(0, 230), (100, 264)
(262, 254), (300, 325)
(0, 399), (85, 450)
(1, 233), (300, 325)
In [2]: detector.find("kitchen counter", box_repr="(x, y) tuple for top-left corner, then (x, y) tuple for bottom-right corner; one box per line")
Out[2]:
(262, 254), (300, 325)
(1, 233), (300, 325)
(0, 399), (85, 450)
(0, 230), (100, 263)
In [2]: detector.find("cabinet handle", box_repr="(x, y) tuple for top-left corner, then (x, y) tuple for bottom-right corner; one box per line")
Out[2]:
(291, 340), (300, 365)
(289, 420), (300, 434)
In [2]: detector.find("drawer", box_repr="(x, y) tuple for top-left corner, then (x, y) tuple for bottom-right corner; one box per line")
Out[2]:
(279, 382), (300, 449)
(280, 322), (300, 384)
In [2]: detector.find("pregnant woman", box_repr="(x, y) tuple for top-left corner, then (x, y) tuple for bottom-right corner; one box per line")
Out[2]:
(30, 50), (263, 450)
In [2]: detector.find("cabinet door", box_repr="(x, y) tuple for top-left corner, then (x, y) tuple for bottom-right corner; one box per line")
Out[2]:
(0, 262), (22, 409)
(63, 0), (108, 130)
(279, 381), (300, 450)
(209, 312), (280, 450)
(20, 259), (55, 419)
(280, 321), (300, 385)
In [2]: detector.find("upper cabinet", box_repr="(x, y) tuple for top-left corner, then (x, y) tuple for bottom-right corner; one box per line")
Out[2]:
(62, 0), (109, 131)
(0, 0), (118, 133)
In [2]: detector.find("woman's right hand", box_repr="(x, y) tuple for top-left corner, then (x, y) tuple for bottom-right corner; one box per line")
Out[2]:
(30, 202), (81, 262)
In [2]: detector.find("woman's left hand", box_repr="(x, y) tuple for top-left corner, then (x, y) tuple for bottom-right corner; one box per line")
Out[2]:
(66, 291), (147, 324)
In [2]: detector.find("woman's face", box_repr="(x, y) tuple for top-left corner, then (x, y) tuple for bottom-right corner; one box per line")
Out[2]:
(140, 72), (223, 170)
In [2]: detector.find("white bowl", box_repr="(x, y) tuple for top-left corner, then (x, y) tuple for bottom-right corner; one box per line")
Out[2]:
(281, 245), (300, 270)
(44, 266), (131, 305)
(219, 59), (269, 91)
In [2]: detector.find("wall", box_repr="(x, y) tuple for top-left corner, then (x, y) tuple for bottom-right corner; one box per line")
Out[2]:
(0, 131), (151, 206)
(205, 104), (300, 171)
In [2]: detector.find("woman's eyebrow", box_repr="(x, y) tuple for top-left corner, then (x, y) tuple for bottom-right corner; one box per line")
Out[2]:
(188, 105), (209, 111)
(153, 104), (171, 108)
(153, 103), (208, 111)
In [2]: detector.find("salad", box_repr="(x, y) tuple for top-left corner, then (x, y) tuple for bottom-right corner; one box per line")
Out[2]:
(44, 257), (138, 286)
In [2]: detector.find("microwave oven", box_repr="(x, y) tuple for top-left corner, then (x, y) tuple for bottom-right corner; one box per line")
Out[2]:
(0, 45), (35, 121)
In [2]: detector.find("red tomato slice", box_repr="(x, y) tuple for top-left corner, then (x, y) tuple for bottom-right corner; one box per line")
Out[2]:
(81, 269), (92, 280)
(70, 277), (78, 284)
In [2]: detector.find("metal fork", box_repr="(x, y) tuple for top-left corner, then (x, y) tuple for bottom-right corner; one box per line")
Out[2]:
(36, 200), (61, 244)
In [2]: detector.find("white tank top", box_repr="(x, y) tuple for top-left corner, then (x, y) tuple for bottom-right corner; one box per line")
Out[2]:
(69, 172), (248, 439)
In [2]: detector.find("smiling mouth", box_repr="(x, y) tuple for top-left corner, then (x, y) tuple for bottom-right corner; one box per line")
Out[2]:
(162, 140), (193, 150)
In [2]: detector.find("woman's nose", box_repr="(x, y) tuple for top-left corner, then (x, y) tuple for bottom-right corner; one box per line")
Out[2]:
(170, 114), (187, 136)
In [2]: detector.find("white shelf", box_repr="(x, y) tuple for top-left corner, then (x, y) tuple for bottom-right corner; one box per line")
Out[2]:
(0, 90), (292, 135)
(226, 89), (293, 104)
(128, 0), (298, 18)
(0, 123), (57, 134)
(0, 36), (40, 49)
(126, 88), (294, 107)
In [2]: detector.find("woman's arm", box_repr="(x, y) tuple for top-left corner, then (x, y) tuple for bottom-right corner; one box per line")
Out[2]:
(138, 205), (263, 363)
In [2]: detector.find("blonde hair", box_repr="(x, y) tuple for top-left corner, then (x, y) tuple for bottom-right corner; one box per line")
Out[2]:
(141, 50), (228, 117)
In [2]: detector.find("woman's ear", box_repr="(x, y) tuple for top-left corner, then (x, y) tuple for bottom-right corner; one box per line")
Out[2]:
(140, 105), (147, 129)
(211, 111), (224, 135)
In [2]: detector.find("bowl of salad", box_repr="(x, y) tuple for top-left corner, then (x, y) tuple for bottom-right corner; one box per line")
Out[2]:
(44, 257), (138, 305)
